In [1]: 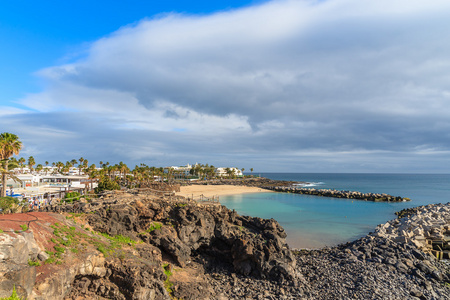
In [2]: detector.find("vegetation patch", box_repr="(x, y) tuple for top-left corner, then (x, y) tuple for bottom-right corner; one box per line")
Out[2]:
(28, 259), (41, 267)
(0, 196), (19, 214)
(69, 213), (84, 217)
(163, 263), (174, 294)
(146, 222), (162, 233)
(45, 221), (139, 263)
(63, 192), (81, 203)
(95, 176), (120, 193)
(0, 285), (22, 300)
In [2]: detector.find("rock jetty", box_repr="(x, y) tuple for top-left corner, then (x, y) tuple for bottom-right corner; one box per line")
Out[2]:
(267, 186), (410, 202)
(374, 203), (450, 258)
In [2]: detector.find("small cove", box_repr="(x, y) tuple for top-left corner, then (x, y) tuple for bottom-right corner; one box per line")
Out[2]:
(220, 173), (450, 248)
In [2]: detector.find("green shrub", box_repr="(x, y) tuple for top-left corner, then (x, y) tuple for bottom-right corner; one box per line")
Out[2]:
(0, 285), (23, 299)
(95, 176), (120, 193)
(54, 246), (65, 254)
(19, 224), (28, 231)
(63, 192), (81, 203)
(146, 222), (162, 233)
(45, 257), (56, 264)
(97, 244), (108, 256)
(28, 259), (41, 267)
(0, 196), (18, 214)
(163, 263), (174, 294)
(69, 213), (83, 217)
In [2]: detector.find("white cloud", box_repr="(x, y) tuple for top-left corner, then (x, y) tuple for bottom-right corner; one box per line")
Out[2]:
(3, 0), (450, 171)
(0, 106), (29, 117)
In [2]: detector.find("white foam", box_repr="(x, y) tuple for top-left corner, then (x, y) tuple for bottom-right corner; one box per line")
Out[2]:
(294, 182), (324, 187)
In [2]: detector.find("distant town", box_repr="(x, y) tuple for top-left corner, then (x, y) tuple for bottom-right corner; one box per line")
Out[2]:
(3, 158), (252, 200)
(1, 132), (255, 208)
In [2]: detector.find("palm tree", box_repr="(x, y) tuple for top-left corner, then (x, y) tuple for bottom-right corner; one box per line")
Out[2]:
(0, 159), (21, 196)
(27, 156), (35, 173)
(117, 162), (129, 186)
(36, 164), (43, 174)
(62, 165), (70, 175)
(45, 161), (49, 175)
(18, 157), (26, 173)
(56, 161), (64, 174)
(250, 168), (253, 176)
(78, 157), (84, 175)
(0, 133), (23, 197)
(225, 167), (233, 178)
(87, 164), (98, 191)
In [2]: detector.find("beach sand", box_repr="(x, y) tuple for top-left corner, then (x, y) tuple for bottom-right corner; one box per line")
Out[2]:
(176, 184), (269, 198)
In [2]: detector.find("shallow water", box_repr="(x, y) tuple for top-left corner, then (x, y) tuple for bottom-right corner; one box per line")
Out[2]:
(220, 173), (450, 248)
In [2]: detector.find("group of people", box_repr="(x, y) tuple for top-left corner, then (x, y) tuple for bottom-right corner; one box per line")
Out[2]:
(6, 187), (61, 210)
(27, 195), (52, 210)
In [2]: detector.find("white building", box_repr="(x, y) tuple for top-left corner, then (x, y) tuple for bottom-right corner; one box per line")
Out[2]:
(163, 164), (193, 177)
(6, 174), (91, 189)
(215, 167), (243, 177)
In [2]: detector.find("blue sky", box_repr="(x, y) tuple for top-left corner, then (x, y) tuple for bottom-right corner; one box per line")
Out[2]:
(1, 0), (265, 104)
(1, 0), (450, 172)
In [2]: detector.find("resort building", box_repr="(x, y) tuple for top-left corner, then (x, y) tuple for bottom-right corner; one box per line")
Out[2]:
(215, 167), (243, 177)
(3, 173), (95, 200)
(163, 164), (194, 177)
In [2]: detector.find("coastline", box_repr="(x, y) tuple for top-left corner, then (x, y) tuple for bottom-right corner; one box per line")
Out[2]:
(176, 184), (270, 198)
(2, 185), (450, 299)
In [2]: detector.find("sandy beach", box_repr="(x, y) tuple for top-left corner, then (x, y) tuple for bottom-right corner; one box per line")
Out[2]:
(176, 184), (269, 198)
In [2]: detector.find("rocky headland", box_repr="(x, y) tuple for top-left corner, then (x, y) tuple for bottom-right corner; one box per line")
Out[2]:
(0, 189), (298, 299)
(1, 186), (450, 299)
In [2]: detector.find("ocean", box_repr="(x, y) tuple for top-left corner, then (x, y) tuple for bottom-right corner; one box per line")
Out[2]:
(219, 173), (450, 249)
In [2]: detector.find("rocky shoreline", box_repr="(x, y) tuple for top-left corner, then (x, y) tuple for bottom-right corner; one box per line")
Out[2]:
(0, 189), (298, 299)
(1, 187), (450, 299)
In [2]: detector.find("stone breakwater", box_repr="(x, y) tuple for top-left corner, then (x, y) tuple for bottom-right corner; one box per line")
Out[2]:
(266, 186), (410, 202)
(373, 203), (450, 257)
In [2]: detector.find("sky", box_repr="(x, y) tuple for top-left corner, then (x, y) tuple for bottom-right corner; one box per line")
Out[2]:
(1, 0), (450, 173)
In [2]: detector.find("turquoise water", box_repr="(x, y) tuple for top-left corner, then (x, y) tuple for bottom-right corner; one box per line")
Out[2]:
(220, 173), (450, 249)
